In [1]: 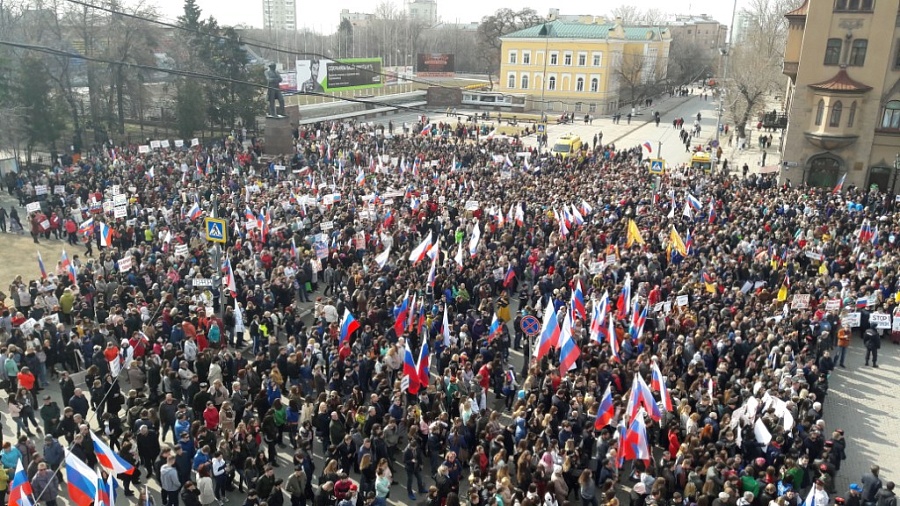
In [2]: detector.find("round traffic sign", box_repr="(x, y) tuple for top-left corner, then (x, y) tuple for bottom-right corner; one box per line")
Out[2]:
(520, 315), (540, 336)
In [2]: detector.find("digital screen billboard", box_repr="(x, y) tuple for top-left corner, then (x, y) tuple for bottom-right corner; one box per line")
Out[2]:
(416, 53), (455, 77)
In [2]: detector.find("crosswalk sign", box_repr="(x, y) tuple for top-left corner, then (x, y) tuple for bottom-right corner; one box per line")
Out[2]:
(205, 217), (227, 243)
(649, 159), (665, 175)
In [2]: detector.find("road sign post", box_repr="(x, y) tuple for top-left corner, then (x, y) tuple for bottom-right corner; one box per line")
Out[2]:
(649, 159), (665, 175)
(205, 217), (227, 244)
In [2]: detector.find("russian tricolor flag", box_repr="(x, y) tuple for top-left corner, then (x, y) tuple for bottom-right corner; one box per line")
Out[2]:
(339, 308), (360, 347)
(37, 251), (47, 279)
(686, 193), (702, 211)
(833, 173), (847, 194)
(572, 280), (586, 320)
(393, 291), (410, 337)
(99, 222), (113, 247)
(503, 264), (516, 288)
(61, 250), (77, 285)
(408, 231), (433, 265)
(650, 362), (673, 412)
(534, 299), (561, 360)
(608, 316), (620, 363)
(416, 338), (430, 388)
(594, 384), (616, 430)
(487, 314), (502, 343)
(187, 202), (202, 221)
(402, 341), (420, 393)
(856, 298), (868, 309)
(94, 436), (135, 475)
(616, 276), (632, 320)
(9, 459), (33, 506)
(558, 308), (580, 373)
(66, 450), (99, 506)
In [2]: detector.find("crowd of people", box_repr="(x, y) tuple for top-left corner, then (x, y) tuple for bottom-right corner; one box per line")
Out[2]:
(0, 105), (895, 506)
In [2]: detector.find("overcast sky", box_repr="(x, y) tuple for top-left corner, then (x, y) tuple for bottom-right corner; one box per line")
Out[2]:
(152, 0), (744, 34)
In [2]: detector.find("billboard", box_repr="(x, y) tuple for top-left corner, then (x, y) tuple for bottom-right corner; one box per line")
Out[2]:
(416, 53), (455, 77)
(384, 66), (414, 84)
(295, 58), (383, 93)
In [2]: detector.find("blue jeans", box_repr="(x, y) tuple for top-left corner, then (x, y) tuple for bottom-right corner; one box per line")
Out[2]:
(837, 346), (847, 366)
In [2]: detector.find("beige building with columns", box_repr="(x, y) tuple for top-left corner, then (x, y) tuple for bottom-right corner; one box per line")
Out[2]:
(780, 0), (900, 190)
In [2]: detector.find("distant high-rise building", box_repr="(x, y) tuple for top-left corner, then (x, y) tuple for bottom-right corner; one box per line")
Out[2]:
(262, 0), (296, 31)
(406, 0), (437, 25)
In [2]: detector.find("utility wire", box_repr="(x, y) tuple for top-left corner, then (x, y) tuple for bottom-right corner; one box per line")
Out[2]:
(54, 0), (703, 108)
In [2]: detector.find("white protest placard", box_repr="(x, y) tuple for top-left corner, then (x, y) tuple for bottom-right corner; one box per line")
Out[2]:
(174, 243), (189, 257)
(516, 152), (530, 158)
(245, 220), (257, 230)
(605, 253), (617, 265)
(384, 199), (394, 206)
(825, 299), (841, 312)
(160, 140), (170, 148)
(150, 140), (161, 149)
(320, 221), (334, 231)
(314, 242), (329, 259)
(25, 202), (42, 214)
(893, 314), (900, 333)
(138, 145), (150, 154)
(439, 196), (446, 204)
(492, 267), (505, 281)
(754, 281), (766, 289)
(741, 281), (753, 294)
(20, 318), (37, 336)
(190, 138), (200, 147)
(54, 185), (66, 195)
(653, 302), (665, 313)
(804, 251), (824, 261)
(753, 418), (772, 446)
(112, 185), (122, 195)
(113, 194), (127, 206)
(843, 312), (861, 327)
(871, 312), (892, 329)
(791, 294), (810, 310)
(274, 165), (286, 172)
(34, 185), (48, 195)
(128, 186), (137, 193)
(430, 160), (439, 167)
(465, 200), (480, 211)
(355, 232), (366, 250)
(192, 278), (213, 287)
(175, 140), (184, 148)
(664, 301), (672, 314)
(117, 255), (133, 272)
(102, 201), (114, 214)
(589, 261), (605, 275)
(676, 294), (689, 307)
(114, 206), (127, 219)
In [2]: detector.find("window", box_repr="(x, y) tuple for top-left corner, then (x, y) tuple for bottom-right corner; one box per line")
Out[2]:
(578, 52), (587, 66)
(824, 39), (842, 65)
(550, 52), (558, 65)
(508, 51), (517, 64)
(815, 99), (825, 126)
(830, 101), (843, 127)
(592, 52), (602, 66)
(590, 77), (599, 92)
(548, 76), (556, 90)
(848, 101), (857, 127)
(882, 100), (900, 129)
(564, 52), (572, 66)
(850, 39), (868, 66)
(837, 0), (874, 9)
(507, 73), (516, 88)
(576, 77), (584, 91)
(589, 103), (597, 113)
(575, 102), (583, 112)
(521, 74), (529, 89)
(522, 51), (531, 65)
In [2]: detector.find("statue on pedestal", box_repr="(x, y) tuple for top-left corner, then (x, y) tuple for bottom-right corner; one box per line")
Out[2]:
(265, 63), (286, 118)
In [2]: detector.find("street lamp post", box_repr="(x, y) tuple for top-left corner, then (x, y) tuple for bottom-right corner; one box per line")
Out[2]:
(540, 23), (550, 112)
(713, 0), (739, 173)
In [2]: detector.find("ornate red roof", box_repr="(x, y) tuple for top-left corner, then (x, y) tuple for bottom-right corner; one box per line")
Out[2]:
(808, 69), (872, 93)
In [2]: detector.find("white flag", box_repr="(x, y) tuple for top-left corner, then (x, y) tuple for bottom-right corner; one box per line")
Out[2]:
(468, 222), (481, 257)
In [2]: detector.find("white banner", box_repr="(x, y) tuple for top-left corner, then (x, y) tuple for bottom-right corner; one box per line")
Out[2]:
(175, 243), (189, 257)
(843, 312), (861, 327)
(34, 185), (48, 195)
(117, 255), (133, 272)
(25, 202), (41, 214)
(870, 312), (892, 329)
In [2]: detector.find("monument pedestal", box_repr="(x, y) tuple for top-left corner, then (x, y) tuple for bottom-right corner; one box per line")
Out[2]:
(262, 105), (299, 155)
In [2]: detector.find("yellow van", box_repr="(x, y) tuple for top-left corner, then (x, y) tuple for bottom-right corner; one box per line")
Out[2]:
(691, 152), (713, 172)
(551, 134), (583, 158)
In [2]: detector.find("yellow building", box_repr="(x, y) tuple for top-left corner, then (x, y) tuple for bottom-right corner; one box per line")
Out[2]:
(781, 0), (900, 190)
(498, 19), (672, 114)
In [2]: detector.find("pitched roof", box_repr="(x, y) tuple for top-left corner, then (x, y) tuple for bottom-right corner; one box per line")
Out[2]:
(502, 19), (666, 40)
(808, 68), (872, 93)
(785, 0), (809, 17)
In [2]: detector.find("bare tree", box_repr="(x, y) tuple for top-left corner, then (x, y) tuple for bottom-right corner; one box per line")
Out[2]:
(722, 0), (801, 137)
(613, 51), (667, 107)
(476, 7), (543, 88)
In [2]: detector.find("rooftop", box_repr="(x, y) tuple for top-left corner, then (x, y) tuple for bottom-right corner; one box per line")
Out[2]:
(501, 19), (668, 41)
(808, 68), (872, 93)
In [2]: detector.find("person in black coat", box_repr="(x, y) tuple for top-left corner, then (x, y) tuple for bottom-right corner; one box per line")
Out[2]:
(181, 481), (202, 506)
(69, 389), (90, 419)
(268, 479), (285, 506)
(136, 425), (162, 478)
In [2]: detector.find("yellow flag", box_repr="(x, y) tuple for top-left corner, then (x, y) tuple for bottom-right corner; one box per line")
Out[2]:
(777, 285), (788, 302)
(626, 219), (645, 248)
(818, 262), (828, 276)
(705, 282), (717, 294)
(669, 226), (687, 256)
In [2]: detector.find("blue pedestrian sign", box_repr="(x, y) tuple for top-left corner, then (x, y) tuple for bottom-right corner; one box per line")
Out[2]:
(520, 315), (541, 336)
(649, 159), (665, 175)
(205, 217), (227, 243)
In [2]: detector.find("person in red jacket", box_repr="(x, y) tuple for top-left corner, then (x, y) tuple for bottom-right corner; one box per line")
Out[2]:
(202, 401), (219, 430)
(17, 367), (36, 394)
(65, 218), (78, 245)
